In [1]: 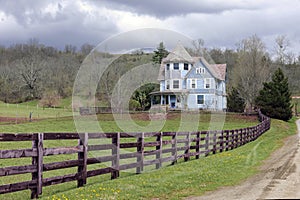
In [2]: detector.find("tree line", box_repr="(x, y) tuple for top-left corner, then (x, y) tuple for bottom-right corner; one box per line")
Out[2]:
(0, 39), (94, 103)
(0, 35), (298, 118)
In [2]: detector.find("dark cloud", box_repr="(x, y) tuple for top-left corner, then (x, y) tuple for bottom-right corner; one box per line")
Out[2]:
(0, 0), (118, 49)
(0, 0), (300, 53)
(95, 0), (260, 18)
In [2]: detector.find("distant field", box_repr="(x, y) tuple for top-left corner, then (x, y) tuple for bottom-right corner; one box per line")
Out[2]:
(0, 100), (74, 119)
(0, 110), (257, 133)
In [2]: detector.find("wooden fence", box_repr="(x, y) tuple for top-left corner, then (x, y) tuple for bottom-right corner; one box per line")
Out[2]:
(0, 111), (270, 199)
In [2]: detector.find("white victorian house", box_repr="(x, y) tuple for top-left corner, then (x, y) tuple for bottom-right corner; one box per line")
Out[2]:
(151, 43), (227, 111)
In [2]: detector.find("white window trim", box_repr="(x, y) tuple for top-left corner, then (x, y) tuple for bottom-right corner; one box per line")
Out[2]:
(173, 63), (179, 70)
(197, 94), (205, 105)
(165, 80), (170, 90)
(184, 63), (189, 70)
(172, 79), (180, 90)
(190, 78), (197, 89)
(196, 67), (205, 74)
(204, 78), (213, 89)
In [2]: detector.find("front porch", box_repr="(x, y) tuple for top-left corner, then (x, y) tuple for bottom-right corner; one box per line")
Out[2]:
(150, 91), (187, 110)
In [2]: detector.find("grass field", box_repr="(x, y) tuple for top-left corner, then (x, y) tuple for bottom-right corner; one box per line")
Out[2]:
(0, 100), (297, 199)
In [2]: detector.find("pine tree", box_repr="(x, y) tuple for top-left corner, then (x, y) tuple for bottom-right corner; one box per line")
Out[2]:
(227, 87), (245, 112)
(256, 68), (293, 121)
(152, 42), (169, 64)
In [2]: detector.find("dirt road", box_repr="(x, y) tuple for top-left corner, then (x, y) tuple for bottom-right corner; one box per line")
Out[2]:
(187, 120), (300, 200)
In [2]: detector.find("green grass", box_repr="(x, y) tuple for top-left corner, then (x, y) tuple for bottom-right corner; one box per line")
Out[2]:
(0, 113), (257, 133)
(0, 101), (74, 119)
(0, 101), (294, 199)
(0, 116), (296, 200)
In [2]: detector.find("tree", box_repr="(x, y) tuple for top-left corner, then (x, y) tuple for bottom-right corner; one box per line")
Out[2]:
(132, 83), (159, 111)
(274, 35), (290, 65)
(256, 68), (293, 121)
(233, 35), (271, 112)
(191, 38), (205, 57)
(152, 42), (168, 64)
(17, 43), (46, 99)
(227, 87), (245, 112)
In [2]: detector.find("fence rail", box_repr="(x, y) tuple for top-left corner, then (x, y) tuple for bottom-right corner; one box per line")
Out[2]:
(0, 111), (270, 199)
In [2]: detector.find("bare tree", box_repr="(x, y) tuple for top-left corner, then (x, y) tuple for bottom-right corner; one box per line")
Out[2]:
(80, 43), (95, 56)
(192, 38), (205, 56)
(233, 35), (271, 112)
(274, 35), (290, 65)
(17, 45), (46, 99)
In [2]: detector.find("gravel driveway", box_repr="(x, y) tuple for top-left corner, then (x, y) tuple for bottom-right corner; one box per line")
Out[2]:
(187, 119), (300, 200)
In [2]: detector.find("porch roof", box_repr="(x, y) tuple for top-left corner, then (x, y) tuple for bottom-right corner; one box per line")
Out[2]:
(150, 90), (189, 96)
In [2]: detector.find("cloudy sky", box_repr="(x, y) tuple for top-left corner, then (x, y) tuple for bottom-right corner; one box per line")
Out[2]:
(1, 0), (300, 53)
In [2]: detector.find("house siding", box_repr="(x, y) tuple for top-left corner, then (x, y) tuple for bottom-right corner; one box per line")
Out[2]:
(154, 44), (227, 111)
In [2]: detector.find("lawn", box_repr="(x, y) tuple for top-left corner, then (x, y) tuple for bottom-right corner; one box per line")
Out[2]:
(0, 100), (74, 119)
(0, 101), (296, 200)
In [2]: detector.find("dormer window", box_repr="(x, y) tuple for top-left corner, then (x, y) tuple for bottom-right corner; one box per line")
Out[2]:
(166, 63), (170, 70)
(184, 63), (189, 70)
(173, 63), (179, 70)
(196, 67), (205, 74)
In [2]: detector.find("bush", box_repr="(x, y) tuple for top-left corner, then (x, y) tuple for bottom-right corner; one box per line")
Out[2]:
(39, 91), (61, 108)
(129, 99), (140, 111)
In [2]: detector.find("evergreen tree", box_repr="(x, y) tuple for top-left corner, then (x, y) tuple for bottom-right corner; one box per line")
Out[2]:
(152, 42), (169, 64)
(227, 87), (246, 112)
(256, 68), (293, 121)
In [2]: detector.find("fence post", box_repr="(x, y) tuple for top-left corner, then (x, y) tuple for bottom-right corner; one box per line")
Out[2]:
(156, 132), (163, 169)
(184, 132), (191, 162)
(111, 132), (120, 179)
(225, 130), (229, 151)
(31, 133), (44, 199)
(231, 130), (235, 150)
(78, 133), (88, 187)
(171, 132), (177, 165)
(195, 132), (200, 159)
(212, 131), (217, 154)
(136, 132), (144, 174)
(239, 129), (243, 146)
(205, 131), (209, 157)
(220, 131), (224, 153)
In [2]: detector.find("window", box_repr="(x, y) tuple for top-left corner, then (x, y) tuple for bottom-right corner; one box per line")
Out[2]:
(173, 63), (179, 70)
(166, 80), (170, 90)
(191, 79), (196, 89)
(197, 95), (204, 104)
(205, 78), (211, 89)
(173, 80), (179, 89)
(166, 63), (170, 70)
(196, 67), (205, 74)
(184, 63), (189, 70)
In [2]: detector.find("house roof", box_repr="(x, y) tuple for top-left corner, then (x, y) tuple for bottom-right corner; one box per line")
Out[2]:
(157, 44), (226, 81)
(199, 57), (227, 80)
(162, 43), (194, 63)
(211, 63), (227, 81)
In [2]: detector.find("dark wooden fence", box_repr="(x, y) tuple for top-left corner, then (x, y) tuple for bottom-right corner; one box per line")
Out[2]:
(0, 111), (270, 199)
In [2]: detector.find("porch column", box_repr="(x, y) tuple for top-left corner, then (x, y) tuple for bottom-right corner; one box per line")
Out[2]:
(150, 96), (153, 107)
(168, 95), (171, 107)
(160, 95), (163, 105)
